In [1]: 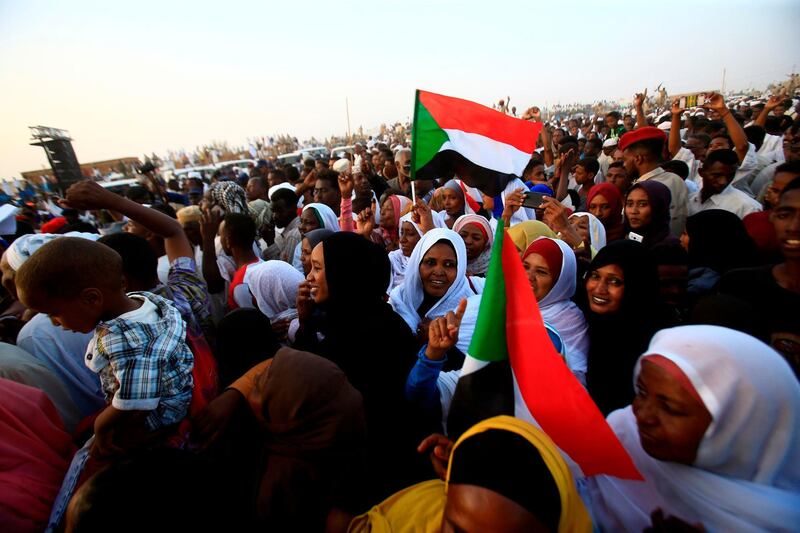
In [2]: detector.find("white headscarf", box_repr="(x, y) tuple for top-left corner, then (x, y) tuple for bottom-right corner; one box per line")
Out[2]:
(4, 232), (101, 271)
(524, 238), (589, 385)
(453, 214), (493, 277)
(301, 203), (340, 232)
(569, 212), (607, 251)
(245, 260), (304, 321)
(389, 228), (476, 331)
(586, 325), (800, 532)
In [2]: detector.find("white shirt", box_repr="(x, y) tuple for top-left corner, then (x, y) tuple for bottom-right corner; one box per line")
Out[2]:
(758, 133), (783, 161)
(688, 185), (763, 219)
(672, 147), (702, 188)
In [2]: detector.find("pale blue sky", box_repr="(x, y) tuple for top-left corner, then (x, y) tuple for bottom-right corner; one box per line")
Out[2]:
(1, 0), (798, 178)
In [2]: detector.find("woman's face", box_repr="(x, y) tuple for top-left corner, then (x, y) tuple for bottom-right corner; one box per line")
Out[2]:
(523, 253), (555, 301)
(588, 193), (612, 222)
(300, 237), (314, 275)
(399, 222), (421, 257)
(585, 264), (625, 314)
(307, 243), (329, 303)
(299, 209), (320, 237)
(442, 188), (464, 217)
(569, 216), (590, 243)
(633, 360), (712, 465)
(625, 187), (652, 231)
(380, 199), (395, 229)
(419, 242), (458, 298)
(458, 224), (488, 260)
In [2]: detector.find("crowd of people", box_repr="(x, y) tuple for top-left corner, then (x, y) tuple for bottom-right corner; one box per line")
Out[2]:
(0, 89), (799, 532)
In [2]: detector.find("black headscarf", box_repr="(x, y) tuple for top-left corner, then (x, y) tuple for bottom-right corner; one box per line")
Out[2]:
(216, 309), (280, 387)
(686, 209), (758, 274)
(297, 232), (426, 499)
(303, 228), (334, 251)
(625, 181), (676, 249)
(584, 240), (673, 414)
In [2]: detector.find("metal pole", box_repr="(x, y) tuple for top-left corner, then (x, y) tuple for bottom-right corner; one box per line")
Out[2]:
(721, 68), (726, 94)
(346, 98), (351, 142)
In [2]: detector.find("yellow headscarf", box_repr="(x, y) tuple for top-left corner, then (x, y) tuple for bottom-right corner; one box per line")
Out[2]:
(508, 221), (557, 253)
(348, 416), (591, 533)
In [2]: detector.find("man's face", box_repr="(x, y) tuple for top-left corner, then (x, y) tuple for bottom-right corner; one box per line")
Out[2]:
(771, 188), (800, 260)
(271, 199), (296, 229)
(699, 161), (736, 196)
(246, 178), (266, 201)
(707, 137), (732, 154)
(584, 142), (600, 158)
(395, 152), (411, 179)
(623, 116), (635, 130)
(685, 137), (708, 162)
(605, 115), (618, 129)
(783, 130), (800, 162)
(313, 179), (341, 211)
(622, 147), (640, 176)
(267, 172), (285, 188)
(765, 171), (800, 209)
(573, 165), (593, 186)
(354, 172), (372, 195)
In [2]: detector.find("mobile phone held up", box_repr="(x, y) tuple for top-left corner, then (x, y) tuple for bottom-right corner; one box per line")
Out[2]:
(522, 191), (549, 209)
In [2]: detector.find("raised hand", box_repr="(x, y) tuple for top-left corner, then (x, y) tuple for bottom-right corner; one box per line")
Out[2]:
(61, 179), (118, 210)
(633, 89), (648, 108)
(702, 92), (727, 113)
(501, 187), (526, 223)
(355, 200), (376, 237)
(671, 98), (685, 116)
(296, 280), (314, 321)
(338, 171), (354, 198)
(200, 207), (221, 241)
(522, 106), (542, 122)
(426, 298), (468, 360)
(413, 196), (435, 233)
(765, 92), (787, 112)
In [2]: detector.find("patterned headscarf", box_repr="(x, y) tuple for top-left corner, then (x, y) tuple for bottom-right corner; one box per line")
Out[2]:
(209, 181), (253, 216)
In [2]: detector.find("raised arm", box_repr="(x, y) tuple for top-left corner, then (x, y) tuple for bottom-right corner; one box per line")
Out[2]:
(63, 180), (193, 261)
(200, 208), (225, 294)
(633, 90), (648, 129)
(669, 99), (686, 159)
(705, 93), (749, 163)
(754, 93), (785, 129)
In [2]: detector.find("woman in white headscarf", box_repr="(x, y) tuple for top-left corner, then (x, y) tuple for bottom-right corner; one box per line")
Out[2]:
(291, 203), (340, 272)
(389, 228), (481, 341)
(453, 214), (493, 277)
(568, 212), (607, 254)
(583, 325), (800, 532)
(246, 260), (305, 322)
(521, 237), (589, 385)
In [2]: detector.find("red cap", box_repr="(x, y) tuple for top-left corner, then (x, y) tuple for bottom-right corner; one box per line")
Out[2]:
(40, 216), (67, 234)
(618, 126), (667, 152)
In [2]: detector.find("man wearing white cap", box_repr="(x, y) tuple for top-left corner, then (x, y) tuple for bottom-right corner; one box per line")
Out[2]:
(598, 137), (618, 178)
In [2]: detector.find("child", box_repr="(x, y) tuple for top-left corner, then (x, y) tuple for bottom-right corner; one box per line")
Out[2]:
(15, 237), (193, 457)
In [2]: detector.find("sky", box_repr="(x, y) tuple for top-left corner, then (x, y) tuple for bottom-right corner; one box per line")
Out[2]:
(1, 0), (799, 179)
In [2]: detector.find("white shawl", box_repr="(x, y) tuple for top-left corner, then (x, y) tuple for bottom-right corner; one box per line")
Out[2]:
(584, 325), (800, 532)
(246, 260), (304, 321)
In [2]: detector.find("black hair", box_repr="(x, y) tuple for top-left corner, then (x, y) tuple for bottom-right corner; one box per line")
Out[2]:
(559, 135), (579, 147)
(661, 159), (690, 180)
(69, 448), (227, 532)
(780, 176), (800, 198)
(522, 158), (544, 179)
(688, 132), (711, 147)
(270, 187), (297, 206)
(216, 308), (280, 387)
(125, 185), (154, 204)
(267, 168), (286, 183)
(315, 169), (339, 189)
(248, 175), (268, 189)
(575, 157), (599, 175)
(704, 148), (739, 168)
(284, 165), (300, 183)
(606, 111), (621, 120)
(704, 120), (726, 136)
(775, 160), (800, 176)
(744, 125), (766, 151)
(98, 232), (158, 287)
(651, 241), (689, 266)
(151, 203), (177, 219)
(608, 161), (625, 170)
(586, 137), (603, 151)
(57, 221), (99, 235)
(711, 133), (734, 149)
(222, 212), (256, 249)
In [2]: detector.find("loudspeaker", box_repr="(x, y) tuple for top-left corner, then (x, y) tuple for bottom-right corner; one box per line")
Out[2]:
(35, 139), (83, 193)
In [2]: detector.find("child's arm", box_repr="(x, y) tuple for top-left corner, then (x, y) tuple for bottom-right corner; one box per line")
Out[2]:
(91, 405), (147, 458)
(63, 180), (194, 263)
